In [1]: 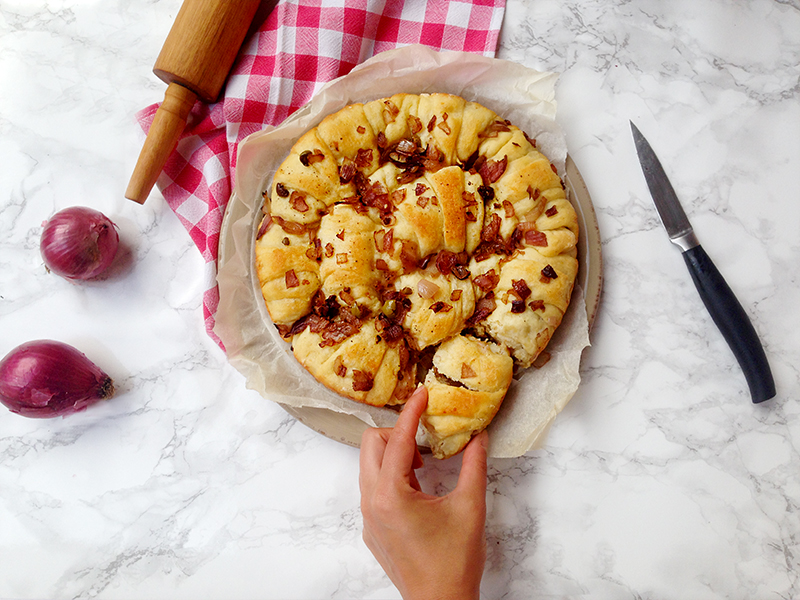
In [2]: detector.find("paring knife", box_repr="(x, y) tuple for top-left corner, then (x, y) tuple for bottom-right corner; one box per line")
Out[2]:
(630, 121), (776, 404)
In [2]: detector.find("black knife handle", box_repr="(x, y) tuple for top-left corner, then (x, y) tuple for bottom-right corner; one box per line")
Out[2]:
(683, 245), (776, 403)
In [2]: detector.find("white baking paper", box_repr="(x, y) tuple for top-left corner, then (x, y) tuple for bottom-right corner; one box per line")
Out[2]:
(215, 45), (591, 458)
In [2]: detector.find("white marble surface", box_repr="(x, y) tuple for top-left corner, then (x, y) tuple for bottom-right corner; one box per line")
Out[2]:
(1, 1), (798, 598)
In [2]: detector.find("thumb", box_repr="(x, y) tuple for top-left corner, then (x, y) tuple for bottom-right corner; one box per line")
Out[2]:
(455, 430), (488, 502)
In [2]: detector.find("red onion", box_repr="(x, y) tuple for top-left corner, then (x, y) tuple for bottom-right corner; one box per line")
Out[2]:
(417, 278), (440, 299)
(40, 206), (119, 280)
(0, 340), (114, 418)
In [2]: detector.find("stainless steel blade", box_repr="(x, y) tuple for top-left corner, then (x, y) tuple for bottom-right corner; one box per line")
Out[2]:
(630, 121), (699, 251)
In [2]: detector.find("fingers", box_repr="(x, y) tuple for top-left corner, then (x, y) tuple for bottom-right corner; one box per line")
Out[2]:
(455, 429), (488, 503)
(359, 426), (391, 495)
(379, 386), (428, 481)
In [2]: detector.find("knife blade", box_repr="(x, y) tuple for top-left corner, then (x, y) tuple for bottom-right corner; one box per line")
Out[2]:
(630, 121), (776, 404)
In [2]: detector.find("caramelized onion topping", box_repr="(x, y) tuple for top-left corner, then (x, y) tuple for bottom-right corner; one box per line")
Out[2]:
(479, 155), (507, 185)
(541, 265), (558, 280)
(352, 369), (374, 392)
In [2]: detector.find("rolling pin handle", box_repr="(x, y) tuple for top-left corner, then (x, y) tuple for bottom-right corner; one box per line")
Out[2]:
(125, 82), (198, 204)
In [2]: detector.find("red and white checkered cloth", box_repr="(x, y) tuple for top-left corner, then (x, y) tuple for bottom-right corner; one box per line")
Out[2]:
(137, 0), (506, 348)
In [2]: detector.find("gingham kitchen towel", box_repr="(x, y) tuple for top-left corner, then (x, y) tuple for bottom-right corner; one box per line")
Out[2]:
(136, 0), (506, 348)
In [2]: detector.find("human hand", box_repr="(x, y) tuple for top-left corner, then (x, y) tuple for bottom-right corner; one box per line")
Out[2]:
(359, 385), (488, 600)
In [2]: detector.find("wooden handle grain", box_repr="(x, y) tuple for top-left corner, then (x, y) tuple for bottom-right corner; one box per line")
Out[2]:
(126, 0), (261, 204)
(153, 0), (261, 102)
(125, 82), (197, 204)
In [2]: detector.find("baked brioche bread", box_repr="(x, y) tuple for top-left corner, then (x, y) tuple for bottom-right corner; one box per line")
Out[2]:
(255, 93), (578, 458)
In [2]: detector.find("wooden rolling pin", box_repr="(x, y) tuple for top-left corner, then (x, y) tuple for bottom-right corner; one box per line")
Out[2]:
(126, 0), (261, 204)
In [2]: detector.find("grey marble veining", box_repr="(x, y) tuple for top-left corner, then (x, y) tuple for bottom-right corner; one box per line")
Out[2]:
(1, 1), (798, 599)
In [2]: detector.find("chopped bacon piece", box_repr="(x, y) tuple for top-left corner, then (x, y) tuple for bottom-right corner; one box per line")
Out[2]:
(355, 148), (373, 168)
(450, 289), (463, 302)
(525, 230), (548, 247)
(336, 229), (345, 240)
(465, 293), (496, 327)
(435, 250), (456, 276)
(545, 205), (558, 217)
(390, 189), (407, 205)
(339, 160), (357, 184)
(324, 243), (334, 258)
(511, 300), (526, 313)
(399, 241), (417, 273)
(285, 269), (300, 288)
(382, 228), (394, 253)
(427, 115), (436, 132)
(540, 265), (558, 281)
(415, 183), (428, 196)
(275, 183), (290, 197)
(503, 200), (515, 218)
(357, 126), (366, 134)
(479, 155), (508, 185)
(473, 269), (499, 292)
(422, 144), (445, 171)
(482, 213), (502, 242)
(417, 196), (429, 209)
(320, 318), (360, 347)
(352, 369), (374, 392)
(396, 168), (421, 185)
(336, 253), (349, 264)
(289, 191), (309, 213)
(529, 299), (545, 311)
(461, 363), (476, 379)
(511, 279), (532, 300)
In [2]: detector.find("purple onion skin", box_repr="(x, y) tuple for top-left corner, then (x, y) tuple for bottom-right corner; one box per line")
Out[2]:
(40, 207), (120, 281)
(0, 340), (114, 418)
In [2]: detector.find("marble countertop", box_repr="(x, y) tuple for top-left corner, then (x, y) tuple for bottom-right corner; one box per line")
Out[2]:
(1, 1), (798, 598)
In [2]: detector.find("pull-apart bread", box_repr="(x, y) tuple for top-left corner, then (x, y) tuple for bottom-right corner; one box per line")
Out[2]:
(255, 93), (578, 458)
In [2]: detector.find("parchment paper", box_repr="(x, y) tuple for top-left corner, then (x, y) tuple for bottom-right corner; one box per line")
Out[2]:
(215, 45), (591, 458)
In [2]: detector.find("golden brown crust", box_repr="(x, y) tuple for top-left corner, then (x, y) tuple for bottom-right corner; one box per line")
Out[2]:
(255, 93), (578, 458)
(422, 335), (513, 459)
